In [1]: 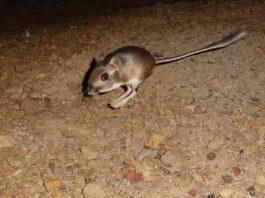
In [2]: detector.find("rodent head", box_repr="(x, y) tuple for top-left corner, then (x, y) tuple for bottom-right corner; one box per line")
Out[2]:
(85, 56), (121, 96)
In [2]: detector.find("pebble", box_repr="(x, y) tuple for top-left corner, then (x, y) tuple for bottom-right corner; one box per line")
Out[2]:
(219, 188), (250, 198)
(254, 175), (265, 193)
(6, 85), (19, 94)
(146, 133), (165, 149)
(161, 150), (186, 172)
(29, 89), (45, 99)
(207, 194), (215, 198)
(67, 82), (80, 92)
(231, 167), (241, 176)
(207, 135), (225, 150)
(246, 186), (256, 196)
(132, 128), (146, 140)
(6, 155), (24, 167)
(80, 146), (99, 160)
(188, 188), (197, 197)
(219, 188), (233, 197)
(207, 152), (216, 160)
(222, 174), (233, 184)
(0, 135), (16, 148)
(83, 183), (106, 198)
(20, 98), (38, 113)
(134, 147), (157, 162)
(248, 120), (264, 129)
(43, 178), (60, 191)
(211, 78), (222, 90)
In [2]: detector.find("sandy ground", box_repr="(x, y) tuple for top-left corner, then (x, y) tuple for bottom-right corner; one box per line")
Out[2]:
(0, 0), (265, 197)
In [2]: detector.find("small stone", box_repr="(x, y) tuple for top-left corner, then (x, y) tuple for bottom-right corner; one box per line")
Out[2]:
(6, 85), (19, 94)
(0, 135), (16, 148)
(132, 128), (146, 140)
(188, 188), (197, 197)
(67, 82), (79, 92)
(205, 119), (219, 131)
(25, 30), (31, 37)
(231, 167), (241, 176)
(207, 152), (216, 160)
(192, 172), (203, 182)
(36, 73), (47, 79)
(254, 175), (265, 193)
(123, 169), (144, 183)
(83, 183), (106, 198)
(222, 174), (233, 184)
(43, 178), (60, 190)
(207, 194), (215, 198)
(80, 146), (98, 160)
(49, 162), (56, 174)
(134, 147), (157, 162)
(246, 186), (256, 196)
(234, 115), (246, 124)
(146, 133), (165, 149)
(82, 168), (97, 184)
(6, 156), (24, 167)
(248, 120), (264, 129)
(20, 98), (38, 113)
(29, 89), (45, 99)
(208, 135), (225, 150)
(219, 188), (233, 197)
(211, 78), (222, 90)
(161, 150), (187, 172)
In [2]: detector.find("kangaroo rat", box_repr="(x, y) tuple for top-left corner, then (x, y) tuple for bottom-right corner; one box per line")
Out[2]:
(84, 30), (247, 109)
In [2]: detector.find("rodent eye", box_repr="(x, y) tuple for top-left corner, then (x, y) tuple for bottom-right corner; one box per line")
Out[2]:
(101, 73), (109, 81)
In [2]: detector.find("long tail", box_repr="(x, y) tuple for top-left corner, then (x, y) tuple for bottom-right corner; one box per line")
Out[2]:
(155, 30), (248, 66)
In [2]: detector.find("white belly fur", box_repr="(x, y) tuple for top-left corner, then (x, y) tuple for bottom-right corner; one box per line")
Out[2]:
(127, 78), (142, 89)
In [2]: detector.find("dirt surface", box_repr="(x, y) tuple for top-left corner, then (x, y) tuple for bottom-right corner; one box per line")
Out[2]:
(0, 0), (265, 197)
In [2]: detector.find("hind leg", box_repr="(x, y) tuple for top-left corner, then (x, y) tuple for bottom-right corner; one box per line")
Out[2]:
(109, 87), (137, 109)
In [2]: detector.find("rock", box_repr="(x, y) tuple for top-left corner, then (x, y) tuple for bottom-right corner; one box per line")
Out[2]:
(207, 135), (225, 150)
(161, 150), (187, 172)
(82, 168), (97, 184)
(67, 82), (80, 92)
(0, 135), (16, 148)
(219, 188), (251, 198)
(234, 115), (246, 124)
(207, 152), (216, 160)
(83, 183), (106, 198)
(205, 119), (219, 132)
(6, 85), (19, 94)
(134, 147), (157, 162)
(146, 133), (165, 149)
(80, 146), (99, 160)
(219, 188), (233, 198)
(25, 30), (31, 38)
(211, 78), (222, 90)
(188, 188), (197, 197)
(231, 167), (241, 176)
(6, 155), (24, 167)
(192, 172), (203, 182)
(248, 120), (264, 129)
(20, 98), (38, 113)
(222, 174), (233, 184)
(123, 169), (144, 183)
(254, 175), (265, 193)
(29, 89), (45, 99)
(43, 178), (60, 191)
(207, 194), (215, 198)
(246, 186), (256, 196)
(132, 128), (146, 140)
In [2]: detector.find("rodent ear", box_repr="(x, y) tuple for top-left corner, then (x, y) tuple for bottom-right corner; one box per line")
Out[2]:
(109, 56), (126, 70)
